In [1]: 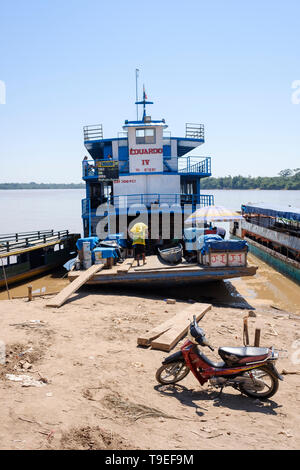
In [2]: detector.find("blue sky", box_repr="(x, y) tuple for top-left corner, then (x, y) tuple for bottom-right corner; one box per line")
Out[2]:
(0, 0), (299, 183)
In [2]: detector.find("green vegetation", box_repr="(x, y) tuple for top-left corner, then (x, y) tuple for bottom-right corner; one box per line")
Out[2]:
(0, 182), (85, 190)
(201, 169), (300, 190)
(1, 169), (300, 191)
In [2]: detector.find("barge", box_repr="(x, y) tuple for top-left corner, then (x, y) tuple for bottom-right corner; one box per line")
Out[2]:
(230, 203), (300, 285)
(68, 255), (257, 287)
(0, 230), (80, 288)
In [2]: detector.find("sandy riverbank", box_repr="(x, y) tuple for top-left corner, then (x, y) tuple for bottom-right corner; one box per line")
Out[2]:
(0, 285), (299, 450)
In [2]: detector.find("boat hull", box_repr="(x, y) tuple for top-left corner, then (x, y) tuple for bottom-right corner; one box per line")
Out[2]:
(245, 238), (300, 285)
(68, 264), (257, 286)
(230, 220), (300, 285)
(0, 257), (71, 289)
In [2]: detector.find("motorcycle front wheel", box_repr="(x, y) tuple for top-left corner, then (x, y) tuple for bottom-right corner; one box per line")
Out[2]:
(156, 361), (190, 385)
(239, 366), (279, 399)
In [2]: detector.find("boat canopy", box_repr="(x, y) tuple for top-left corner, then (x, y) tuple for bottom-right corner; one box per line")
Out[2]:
(242, 203), (300, 223)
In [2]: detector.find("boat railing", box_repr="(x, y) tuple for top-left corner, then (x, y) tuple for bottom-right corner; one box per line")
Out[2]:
(0, 230), (70, 254)
(243, 215), (300, 240)
(83, 156), (211, 177)
(178, 156), (211, 175)
(82, 194), (214, 214)
(185, 123), (205, 140)
(83, 124), (103, 142)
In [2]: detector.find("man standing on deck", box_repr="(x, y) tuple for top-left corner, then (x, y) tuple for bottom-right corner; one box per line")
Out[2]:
(130, 223), (148, 266)
(82, 156), (89, 176)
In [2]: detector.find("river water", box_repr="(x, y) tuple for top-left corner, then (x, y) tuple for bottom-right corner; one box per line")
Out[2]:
(0, 189), (299, 311)
(0, 189), (299, 236)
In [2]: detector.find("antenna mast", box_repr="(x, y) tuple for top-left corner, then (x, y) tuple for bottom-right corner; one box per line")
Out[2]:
(135, 68), (139, 120)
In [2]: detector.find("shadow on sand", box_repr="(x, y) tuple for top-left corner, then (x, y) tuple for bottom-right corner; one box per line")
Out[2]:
(68, 279), (255, 310)
(154, 383), (281, 417)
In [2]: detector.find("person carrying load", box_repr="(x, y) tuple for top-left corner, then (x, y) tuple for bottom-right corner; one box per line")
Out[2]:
(130, 222), (148, 266)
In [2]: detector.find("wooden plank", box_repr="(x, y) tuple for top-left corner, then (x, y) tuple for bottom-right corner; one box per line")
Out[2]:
(46, 264), (104, 308)
(137, 302), (211, 347)
(137, 315), (178, 347)
(68, 263), (122, 281)
(150, 303), (211, 352)
(117, 259), (134, 273)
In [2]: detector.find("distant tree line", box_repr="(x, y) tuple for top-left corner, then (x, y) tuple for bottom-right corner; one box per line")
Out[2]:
(0, 182), (85, 190)
(201, 169), (300, 190)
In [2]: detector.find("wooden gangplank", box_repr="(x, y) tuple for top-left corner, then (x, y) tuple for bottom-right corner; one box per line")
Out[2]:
(46, 264), (104, 308)
(117, 259), (134, 273)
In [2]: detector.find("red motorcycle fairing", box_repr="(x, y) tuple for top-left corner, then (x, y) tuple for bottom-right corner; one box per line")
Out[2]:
(181, 340), (272, 386)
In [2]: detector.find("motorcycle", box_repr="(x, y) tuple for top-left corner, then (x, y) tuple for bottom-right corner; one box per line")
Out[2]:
(156, 315), (283, 399)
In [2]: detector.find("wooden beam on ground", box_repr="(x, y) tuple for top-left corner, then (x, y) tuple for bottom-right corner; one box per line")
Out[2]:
(243, 316), (250, 346)
(117, 259), (134, 273)
(46, 264), (104, 308)
(150, 303), (211, 352)
(254, 327), (261, 347)
(137, 303), (211, 349)
(137, 315), (178, 347)
(27, 285), (33, 302)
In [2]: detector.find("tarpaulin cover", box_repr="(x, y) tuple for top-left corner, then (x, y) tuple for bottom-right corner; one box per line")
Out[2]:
(200, 237), (248, 254)
(242, 204), (300, 223)
(76, 237), (99, 251)
(93, 247), (118, 259)
(197, 234), (223, 251)
(105, 233), (127, 248)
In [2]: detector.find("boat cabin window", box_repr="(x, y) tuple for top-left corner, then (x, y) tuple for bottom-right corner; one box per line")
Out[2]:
(136, 128), (156, 144)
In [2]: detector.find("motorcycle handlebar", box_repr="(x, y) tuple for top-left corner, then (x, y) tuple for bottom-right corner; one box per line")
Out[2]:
(203, 339), (215, 351)
(192, 316), (214, 351)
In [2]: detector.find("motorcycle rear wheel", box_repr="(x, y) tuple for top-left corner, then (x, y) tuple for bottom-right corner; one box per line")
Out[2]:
(156, 361), (190, 385)
(239, 366), (279, 399)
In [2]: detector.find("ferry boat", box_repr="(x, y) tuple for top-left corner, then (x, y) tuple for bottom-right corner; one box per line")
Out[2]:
(82, 89), (215, 240)
(230, 203), (300, 285)
(0, 230), (80, 289)
(71, 88), (257, 285)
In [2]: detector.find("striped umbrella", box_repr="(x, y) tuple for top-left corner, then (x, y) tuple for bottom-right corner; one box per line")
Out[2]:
(185, 205), (243, 225)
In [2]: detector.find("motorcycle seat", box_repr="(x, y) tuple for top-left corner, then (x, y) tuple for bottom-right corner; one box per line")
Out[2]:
(219, 346), (269, 363)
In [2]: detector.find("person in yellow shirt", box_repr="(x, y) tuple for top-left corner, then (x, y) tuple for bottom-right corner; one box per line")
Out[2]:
(130, 223), (148, 266)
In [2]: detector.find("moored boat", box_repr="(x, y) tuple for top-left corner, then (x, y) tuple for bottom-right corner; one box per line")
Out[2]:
(0, 230), (80, 288)
(230, 203), (300, 285)
(158, 244), (183, 265)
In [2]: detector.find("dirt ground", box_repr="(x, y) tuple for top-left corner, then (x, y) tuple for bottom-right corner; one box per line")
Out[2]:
(0, 283), (299, 450)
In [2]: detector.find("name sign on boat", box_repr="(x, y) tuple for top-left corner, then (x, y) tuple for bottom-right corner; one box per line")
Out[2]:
(96, 160), (119, 181)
